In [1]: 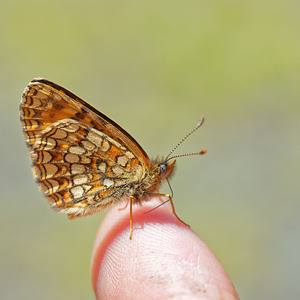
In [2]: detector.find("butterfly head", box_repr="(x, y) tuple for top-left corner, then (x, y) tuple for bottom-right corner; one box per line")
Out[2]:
(158, 159), (176, 179)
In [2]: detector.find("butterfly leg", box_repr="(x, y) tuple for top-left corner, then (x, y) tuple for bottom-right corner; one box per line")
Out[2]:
(118, 197), (134, 239)
(129, 196), (134, 240)
(118, 199), (130, 211)
(151, 193), (190, 227)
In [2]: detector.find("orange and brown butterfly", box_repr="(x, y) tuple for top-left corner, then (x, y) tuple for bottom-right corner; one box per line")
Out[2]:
(20, 78), (206, 239)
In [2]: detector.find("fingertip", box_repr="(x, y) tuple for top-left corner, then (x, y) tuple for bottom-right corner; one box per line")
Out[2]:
(90, 198), (178, 293)
(91, 198), (239, 300)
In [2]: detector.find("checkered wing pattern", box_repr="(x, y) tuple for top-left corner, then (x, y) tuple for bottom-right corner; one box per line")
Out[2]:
(20, 79), (150, 218)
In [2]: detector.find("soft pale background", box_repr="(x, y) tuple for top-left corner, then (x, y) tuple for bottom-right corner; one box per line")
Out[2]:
(1, 1), (299, 299)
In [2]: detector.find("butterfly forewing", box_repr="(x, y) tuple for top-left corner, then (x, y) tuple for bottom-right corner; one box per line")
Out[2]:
(20, 79), (150, 163)
(20, 79), (149, 217)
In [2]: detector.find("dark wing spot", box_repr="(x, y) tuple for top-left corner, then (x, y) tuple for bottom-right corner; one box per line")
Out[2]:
(90, 120), (96, 127)
(53, 103), (64, 110)
(30, 88), (38, 96)
(75, 112), (85, 120)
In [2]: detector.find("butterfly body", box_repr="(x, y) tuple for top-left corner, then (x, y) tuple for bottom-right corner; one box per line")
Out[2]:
(20, 79), (177, 226)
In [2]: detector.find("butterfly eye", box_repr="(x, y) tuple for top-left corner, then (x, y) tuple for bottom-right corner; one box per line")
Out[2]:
(159, 163), (167, 176)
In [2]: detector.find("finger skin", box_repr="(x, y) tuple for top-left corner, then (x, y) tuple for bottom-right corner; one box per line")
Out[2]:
(91, 197), (239, 300)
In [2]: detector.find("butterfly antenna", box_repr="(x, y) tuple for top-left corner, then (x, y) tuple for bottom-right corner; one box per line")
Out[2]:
(166, 116), (206, 161)
(145, 118), (206, 215)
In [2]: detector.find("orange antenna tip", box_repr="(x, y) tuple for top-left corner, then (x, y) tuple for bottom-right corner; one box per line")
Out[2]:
(196, 116), (205, 128)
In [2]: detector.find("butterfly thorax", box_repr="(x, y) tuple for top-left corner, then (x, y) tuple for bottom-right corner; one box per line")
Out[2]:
(130, 159), (176, 203)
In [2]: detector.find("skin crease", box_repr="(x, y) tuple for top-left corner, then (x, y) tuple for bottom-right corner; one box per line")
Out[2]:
(90, 197), (240, 300)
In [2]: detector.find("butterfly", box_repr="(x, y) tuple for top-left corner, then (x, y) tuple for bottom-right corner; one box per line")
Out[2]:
(20, 78), (206, 239)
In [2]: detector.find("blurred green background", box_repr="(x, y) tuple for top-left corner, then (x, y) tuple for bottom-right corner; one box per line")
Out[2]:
(1, 1), (299, 299)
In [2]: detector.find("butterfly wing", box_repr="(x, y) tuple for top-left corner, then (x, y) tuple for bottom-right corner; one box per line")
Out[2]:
(20, 78), (150, 217)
